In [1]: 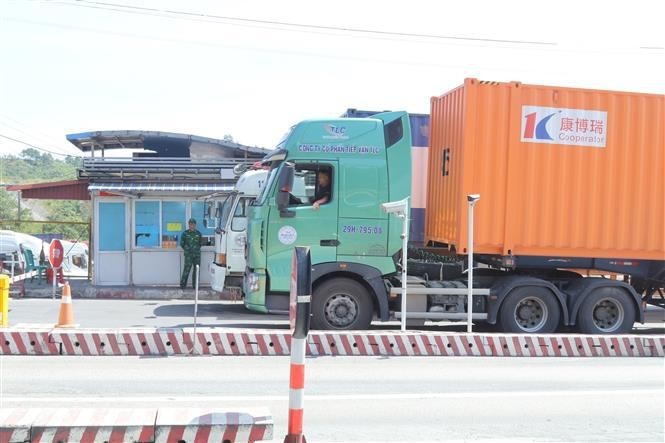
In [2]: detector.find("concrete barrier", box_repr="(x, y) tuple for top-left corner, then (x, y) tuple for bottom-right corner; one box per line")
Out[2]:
(0, 326), (58, 355)
(0, 408), (273, 443)
(0, 408), (41, 443)
(29, 408), (156, 443)
(155, 408), (272, 443)
(1, 327), (664, 357)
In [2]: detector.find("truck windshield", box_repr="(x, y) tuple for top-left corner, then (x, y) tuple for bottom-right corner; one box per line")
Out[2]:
(219, 194), (235, 228)
(254, 166), (279, 206)
(276, 127), (294, 149)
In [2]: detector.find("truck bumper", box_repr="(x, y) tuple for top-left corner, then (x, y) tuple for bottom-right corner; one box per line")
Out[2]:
(209, 262), (227, 293)
(243, 269), (267, 312)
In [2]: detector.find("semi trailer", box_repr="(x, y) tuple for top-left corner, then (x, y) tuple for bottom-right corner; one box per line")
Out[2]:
(238, 78), (664, 333)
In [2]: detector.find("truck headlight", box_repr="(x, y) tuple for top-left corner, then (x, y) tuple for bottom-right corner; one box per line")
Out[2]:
(246, 272), (260, 292)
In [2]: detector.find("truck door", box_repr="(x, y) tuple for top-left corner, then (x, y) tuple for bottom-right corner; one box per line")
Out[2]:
(226, 197), (250, 274)
(266, 162), (338, 292)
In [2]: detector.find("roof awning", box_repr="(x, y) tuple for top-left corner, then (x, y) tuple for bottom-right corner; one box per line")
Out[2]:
(89, 182), (234, 196)
(66, 130), (270, 157)
(6, 180), (90, 200)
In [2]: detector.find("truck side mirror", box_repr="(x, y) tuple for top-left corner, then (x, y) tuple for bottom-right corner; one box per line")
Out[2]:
(276, 163), (296, 218)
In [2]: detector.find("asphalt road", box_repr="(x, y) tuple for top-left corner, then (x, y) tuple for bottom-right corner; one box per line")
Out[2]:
(1, 356), (663, 442)
(6, 298), (665, 333)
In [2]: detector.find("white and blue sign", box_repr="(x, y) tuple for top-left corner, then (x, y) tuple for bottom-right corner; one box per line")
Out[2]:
(521, 106), (608, 148)
(323, 124), (349, 140)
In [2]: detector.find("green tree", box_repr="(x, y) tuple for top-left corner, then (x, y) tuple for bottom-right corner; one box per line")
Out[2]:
(0, 152), (87, 238)
(20, 148), (55, 168)
(0, 189), (19, 220)
(0, 188), (36, 231)
(43, 200), (90, 241)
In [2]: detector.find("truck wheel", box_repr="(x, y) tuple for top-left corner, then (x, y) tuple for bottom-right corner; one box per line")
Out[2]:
(576, 288), (635, 334)
(311, 278), (373, 330)
(498, 287), (561, 333)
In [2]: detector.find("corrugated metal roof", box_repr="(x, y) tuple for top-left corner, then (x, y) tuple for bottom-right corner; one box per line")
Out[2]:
(6, 180), (90, 200)
(88, 183), (234, 193)
(66, 130), (270, 157)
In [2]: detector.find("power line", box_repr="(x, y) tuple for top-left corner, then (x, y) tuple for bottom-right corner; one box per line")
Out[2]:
(0, 114), (72, 150)
(58, 0), (557, 47)
(0, 120), (77, 157)
(44, 1), (663, 55)
(3, 17), (587, 76)
(0, 133), (79, 158)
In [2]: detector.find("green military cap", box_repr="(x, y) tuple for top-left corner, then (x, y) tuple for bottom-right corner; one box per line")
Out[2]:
(188, 218), (196, 224)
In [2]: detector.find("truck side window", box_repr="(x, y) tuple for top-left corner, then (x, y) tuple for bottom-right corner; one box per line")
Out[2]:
(234, 199), (247, 217)
(384, 118), (403, 147)
(288, 165), (333, 207)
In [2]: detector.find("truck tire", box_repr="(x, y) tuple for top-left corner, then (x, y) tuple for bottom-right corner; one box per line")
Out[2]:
(311, 278), (373, 330)
(498, 287), (561, 333)
(576, 288), (635, 334)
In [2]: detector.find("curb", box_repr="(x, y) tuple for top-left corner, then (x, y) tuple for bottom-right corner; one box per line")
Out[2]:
(10, 280), (244, 301)
(13, 287), (241, 301)
(0, 407), (272, 443)
(1, 327), (664, 357)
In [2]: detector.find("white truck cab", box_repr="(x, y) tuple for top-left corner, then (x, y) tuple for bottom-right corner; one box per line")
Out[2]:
(209, 169), (269, 291)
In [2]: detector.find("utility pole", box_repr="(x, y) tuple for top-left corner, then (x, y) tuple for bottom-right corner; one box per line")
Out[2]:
(17, 190), (21, 224)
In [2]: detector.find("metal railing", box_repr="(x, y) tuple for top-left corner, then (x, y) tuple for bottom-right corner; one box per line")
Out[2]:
(78, 157), (253, 181)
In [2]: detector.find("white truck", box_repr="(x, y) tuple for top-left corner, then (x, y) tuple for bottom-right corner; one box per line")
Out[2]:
(208, 165), (313, 292)
(209, 168), (269, 292)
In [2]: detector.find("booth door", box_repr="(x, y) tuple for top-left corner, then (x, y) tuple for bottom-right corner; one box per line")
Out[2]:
(96, 201), (129, 285)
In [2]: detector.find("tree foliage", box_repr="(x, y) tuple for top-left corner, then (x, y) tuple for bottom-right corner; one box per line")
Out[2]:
(0, 150), (89, 240)
(1, 149), (81, 183)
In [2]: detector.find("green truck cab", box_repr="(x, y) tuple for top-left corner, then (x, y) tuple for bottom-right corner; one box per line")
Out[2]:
(243, 112), (412, 329)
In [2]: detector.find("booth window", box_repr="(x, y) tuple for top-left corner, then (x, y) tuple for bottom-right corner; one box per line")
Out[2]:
(162, 201), (186, 248)
(99, 202), (125, 251)
(134, 201), (160, 248)
(132, 199), (218, 249)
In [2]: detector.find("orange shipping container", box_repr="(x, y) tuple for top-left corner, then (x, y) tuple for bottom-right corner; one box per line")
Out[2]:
(426, 78), (665, 261)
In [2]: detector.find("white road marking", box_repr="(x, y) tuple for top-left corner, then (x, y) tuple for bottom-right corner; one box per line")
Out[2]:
(4, 388), (661, 404)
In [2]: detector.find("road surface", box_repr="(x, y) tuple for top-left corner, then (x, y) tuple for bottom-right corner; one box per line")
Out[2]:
(6, 298), (665, 333)
(1, 356), (663, 442)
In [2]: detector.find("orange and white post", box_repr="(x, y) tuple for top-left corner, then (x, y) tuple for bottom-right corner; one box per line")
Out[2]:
(284, 246), (311, 443)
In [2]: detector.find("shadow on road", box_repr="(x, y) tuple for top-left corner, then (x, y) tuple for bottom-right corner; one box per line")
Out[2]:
(173, 323), (290, 329)
(153, 304), (225, 317)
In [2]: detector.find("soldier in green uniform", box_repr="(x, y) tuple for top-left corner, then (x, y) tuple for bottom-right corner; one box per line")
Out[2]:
(180, 218), (202, 289)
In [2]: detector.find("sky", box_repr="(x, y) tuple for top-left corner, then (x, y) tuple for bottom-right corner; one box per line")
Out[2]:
(0, 0), (663, 158)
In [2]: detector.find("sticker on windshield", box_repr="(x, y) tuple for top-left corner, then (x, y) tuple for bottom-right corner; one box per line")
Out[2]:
(278, 225), (298, 245)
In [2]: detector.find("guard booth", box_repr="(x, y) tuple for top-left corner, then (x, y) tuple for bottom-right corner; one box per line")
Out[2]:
(67, 130), (268, 286)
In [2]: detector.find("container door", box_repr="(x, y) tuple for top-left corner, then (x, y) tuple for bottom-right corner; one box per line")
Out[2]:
(95, 200), (129, 285)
